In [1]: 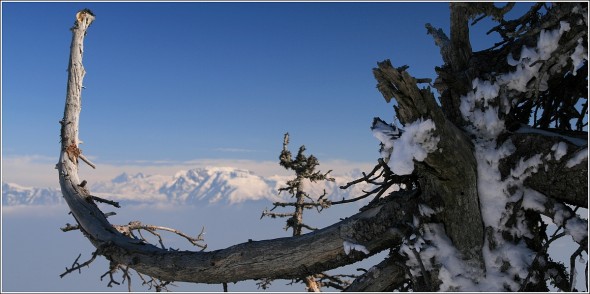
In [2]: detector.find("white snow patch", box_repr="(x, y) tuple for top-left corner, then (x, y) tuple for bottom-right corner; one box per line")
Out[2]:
(510, 154), (542, 179)
(482, 239), (536, 291)
(565, 218), (588, 244)
(553, 206), (573, 226)
(503, 21), (569, 92)
(474, 140), (516, 227)
(343, 241), (369, 255)
(570, 38), (587, 75)
(371, 119), (400, 161)
(418, 204), (436, 217)
(551, 142), (568, 160)
(399, 223), (482, 291)
(471, 137), (550, 289)
(566, 147), (588, 168)
(538, 21), (569, 60)
(521, 188), (547, 212)
(386, 119), (440, 175)
(460, 79), (504, 138)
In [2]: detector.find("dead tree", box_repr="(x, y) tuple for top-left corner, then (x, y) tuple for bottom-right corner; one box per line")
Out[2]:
(261, 133), (344, 292)
(58, 4), (587, 291)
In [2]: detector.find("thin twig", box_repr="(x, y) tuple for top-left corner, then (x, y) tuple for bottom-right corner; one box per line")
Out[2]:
(330, 187), (379, 205)
(122, 221), (207, 250)
(100, 263), (122, 288)
(300, 223), (318, 231)
(60, 250), (100, 278)
(339, 162), (383, 190)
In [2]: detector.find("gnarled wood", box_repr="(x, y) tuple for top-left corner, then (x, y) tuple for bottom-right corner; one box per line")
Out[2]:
(373, 60), (484, 268)
(500, 130), (588, 208)
(57, 20), (419, 282)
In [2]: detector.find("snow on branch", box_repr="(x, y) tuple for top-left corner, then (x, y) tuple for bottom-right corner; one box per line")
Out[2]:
(343, 241), (370, 255)
(566, 147), (588, 168)
(372, 117), (440, 175)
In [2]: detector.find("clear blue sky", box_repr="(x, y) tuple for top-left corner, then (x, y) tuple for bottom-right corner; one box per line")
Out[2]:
(2, 2), (524, 171)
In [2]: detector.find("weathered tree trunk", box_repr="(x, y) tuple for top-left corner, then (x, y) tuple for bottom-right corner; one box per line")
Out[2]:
(374, 60), (485, 278)
(58, 9), (121, 246)
(369, 2), (587, 291)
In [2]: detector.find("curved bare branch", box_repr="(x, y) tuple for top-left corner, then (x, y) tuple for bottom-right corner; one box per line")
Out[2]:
(56, 9), (424, 287)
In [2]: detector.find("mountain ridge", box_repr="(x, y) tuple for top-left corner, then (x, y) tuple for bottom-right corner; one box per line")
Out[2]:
(2, 166), (373, 206)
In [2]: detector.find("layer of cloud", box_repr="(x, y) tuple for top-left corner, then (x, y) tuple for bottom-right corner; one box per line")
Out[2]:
(1, 154), (375, 188)
(214, 147), (260, 153)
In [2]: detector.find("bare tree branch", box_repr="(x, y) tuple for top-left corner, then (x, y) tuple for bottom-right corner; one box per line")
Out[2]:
(60, 250), (100, 278)
(90, 195), (120, 208)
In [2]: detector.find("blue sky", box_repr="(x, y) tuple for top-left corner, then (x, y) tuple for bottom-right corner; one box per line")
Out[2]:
(6, 2), (584, 292)
(2, 2), (529, 186)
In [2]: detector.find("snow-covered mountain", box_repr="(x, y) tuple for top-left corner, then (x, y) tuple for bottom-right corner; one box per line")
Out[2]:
(2, 182), (64, 206)
(160, 167), (281, 204)
(91, 172), (169, 203)
(2, 167), (375, 206)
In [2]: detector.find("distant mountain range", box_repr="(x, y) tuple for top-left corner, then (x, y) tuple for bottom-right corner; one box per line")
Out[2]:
(2, 183), (64, 206)
(2, 167), (374, 206)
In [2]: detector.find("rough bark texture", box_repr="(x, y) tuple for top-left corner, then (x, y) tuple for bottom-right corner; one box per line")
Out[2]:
(500, 131), (588, 208)
(373, 60), (484, 268)
(344, 256), (407, 292)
